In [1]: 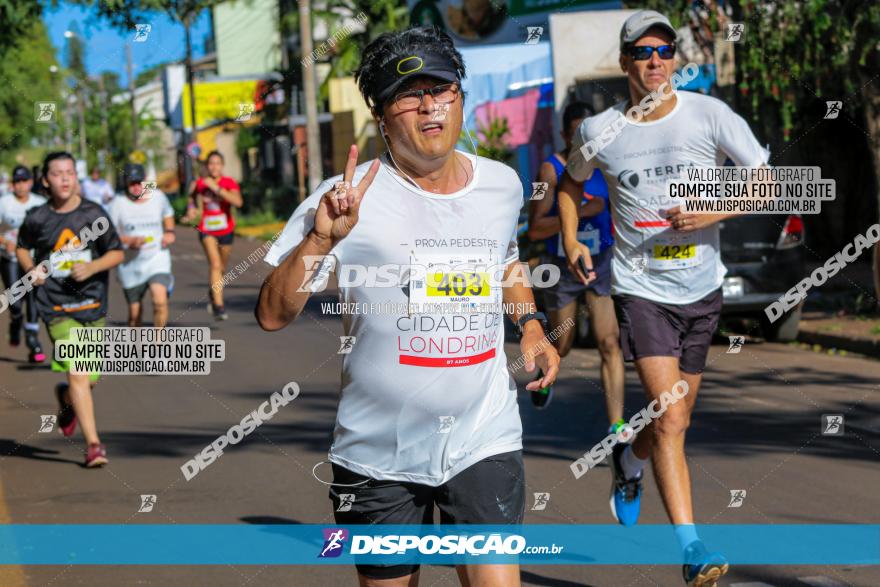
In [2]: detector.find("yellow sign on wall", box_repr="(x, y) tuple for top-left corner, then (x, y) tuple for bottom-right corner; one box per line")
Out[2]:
(181, 80), (258, 129)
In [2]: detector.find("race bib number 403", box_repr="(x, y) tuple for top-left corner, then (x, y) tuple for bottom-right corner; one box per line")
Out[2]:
(409, 251), (499, 312)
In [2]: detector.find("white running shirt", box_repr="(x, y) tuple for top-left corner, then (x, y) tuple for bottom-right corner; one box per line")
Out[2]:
(108, 191), (174, 289)
(567, 90), (769, 304)
(265, 152), (524, 486)
(0, 193), (47, 260)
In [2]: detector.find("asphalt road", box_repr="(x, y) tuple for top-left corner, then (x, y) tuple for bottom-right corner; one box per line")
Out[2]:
(0, 228), (878, 587)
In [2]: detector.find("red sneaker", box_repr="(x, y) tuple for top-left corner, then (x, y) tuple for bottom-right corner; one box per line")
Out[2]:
(54, 383), (77, 437)
(85, 443), (108, 468)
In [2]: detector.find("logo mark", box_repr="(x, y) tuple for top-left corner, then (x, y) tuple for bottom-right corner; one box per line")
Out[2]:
(629, 257), (647, 276)
(319, 528), (349, 558)
(524, 26), (544, 45)
(724, 23), (745, 42)
(531, 492), (550, 511)
(728, 489), (747, 508)
(236, 103), (255, 122)
(35, 102), (57, 123)
(530, 182), (548, 201)
(138, 494), (157, 512)
(134, 24), (152, 42)
(438, 416), (455, 434)
(727, 335), (745, 354)
(38, 415), (57, 433)
(617, 169), (640, 189)
(336, 494), (355, 512)
(430, 103), (450, 121)
(338, 336), (356, 354)
(139, 181), (157, 201)
(821, 414), (844, 435)
(397, 56), (424, 75)
(824, 101), (842, 119)
(299, 255), (336, 292)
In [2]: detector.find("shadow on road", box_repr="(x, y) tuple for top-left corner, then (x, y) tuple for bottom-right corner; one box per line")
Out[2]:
(518, 361), (880, 468)
(0, 438), (80, 466)
(241, 515), (303, 524)
(521, 570), (598, 587)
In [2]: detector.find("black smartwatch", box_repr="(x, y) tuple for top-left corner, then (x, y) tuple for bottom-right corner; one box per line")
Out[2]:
(516, 311), (547, 335)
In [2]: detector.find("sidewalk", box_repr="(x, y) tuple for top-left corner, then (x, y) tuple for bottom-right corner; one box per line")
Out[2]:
(798, 311), (880, 358)
(234, 222), (285, 241)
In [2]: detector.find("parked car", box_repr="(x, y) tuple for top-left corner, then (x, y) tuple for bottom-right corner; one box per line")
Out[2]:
(719, 214), (806, 341)
(522, 211), (806, 346)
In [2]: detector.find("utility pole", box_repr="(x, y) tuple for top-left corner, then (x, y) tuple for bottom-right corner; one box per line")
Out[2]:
(298, 0), (323, 193)
(76, 83), (87, 161)
(127, 43), (138, 151)
(97, 75), (111, 170)
(64, 91), (73, 153)
(183, 11), (198, 189)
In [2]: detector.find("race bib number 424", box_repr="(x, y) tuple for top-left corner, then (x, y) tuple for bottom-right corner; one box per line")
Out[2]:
(646, 233), (699, 270)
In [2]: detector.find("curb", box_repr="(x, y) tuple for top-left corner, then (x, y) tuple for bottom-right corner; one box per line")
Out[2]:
(797, 329), (880, 359)
(234, 222), (285, 240)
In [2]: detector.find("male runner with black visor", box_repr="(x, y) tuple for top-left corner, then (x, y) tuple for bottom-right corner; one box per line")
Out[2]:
(258, 27), (559, 587)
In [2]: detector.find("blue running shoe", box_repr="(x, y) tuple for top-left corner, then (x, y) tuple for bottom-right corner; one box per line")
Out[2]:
(608, 442), (642, 526)
(682, 540), (729, 586)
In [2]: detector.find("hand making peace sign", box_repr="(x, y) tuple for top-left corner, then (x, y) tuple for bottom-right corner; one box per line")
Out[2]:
(312, 145), (381, 245)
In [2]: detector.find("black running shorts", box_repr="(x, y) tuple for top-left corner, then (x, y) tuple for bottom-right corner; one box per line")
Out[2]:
(614, 288), (722, 374)
(328, 450), (525, 580)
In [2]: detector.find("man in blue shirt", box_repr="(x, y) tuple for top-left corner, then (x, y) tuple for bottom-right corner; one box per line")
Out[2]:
(527, 102), (626, 433)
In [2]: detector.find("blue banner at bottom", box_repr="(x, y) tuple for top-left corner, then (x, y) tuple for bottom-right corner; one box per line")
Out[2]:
(0, 525), (877, 565)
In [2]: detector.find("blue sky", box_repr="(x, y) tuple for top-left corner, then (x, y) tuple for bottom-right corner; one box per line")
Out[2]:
(44, 2), (213, 85)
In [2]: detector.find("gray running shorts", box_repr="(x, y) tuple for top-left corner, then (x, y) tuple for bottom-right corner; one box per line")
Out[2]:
(614, 288), (722, 374)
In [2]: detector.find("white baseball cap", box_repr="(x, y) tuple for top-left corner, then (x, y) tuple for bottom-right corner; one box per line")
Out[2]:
(620, 10), (678, 47)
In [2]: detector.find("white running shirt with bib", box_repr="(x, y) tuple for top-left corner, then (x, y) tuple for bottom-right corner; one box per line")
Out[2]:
(566, 90), (769, 304)
(265, 152), (524, 486)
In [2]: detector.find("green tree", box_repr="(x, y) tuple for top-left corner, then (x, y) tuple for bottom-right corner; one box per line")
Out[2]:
(635, 0), (880, 306)
(0, 1), (43, 58)
(0, 19), (63, 167)
(463, 114), (513, 163)
(313, 0), (409, 96)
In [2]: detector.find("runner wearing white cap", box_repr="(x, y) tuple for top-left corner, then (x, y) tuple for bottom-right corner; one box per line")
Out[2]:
(559, 9), (770, 586)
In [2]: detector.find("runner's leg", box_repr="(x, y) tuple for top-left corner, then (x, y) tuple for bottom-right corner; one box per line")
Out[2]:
(631, 356), (700, 525)
(330, 463), (429, 587)
(128, 302), (142, 327)
(456, 563), (519, 587)
(23, 282), (43, 359)
(67, 372), (100, 446)
(200, 235), (224, 307)
(585, 290), (625, 424)
(439, 451), (524, 587)
(149, 281), (169, 327)
(217, 244), (233, 307)
(547, 300), (577, 357)
(358, 573), (419, 587)
(1, 258), (24, 343)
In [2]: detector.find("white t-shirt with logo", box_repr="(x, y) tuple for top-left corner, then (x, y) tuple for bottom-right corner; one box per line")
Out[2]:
(0, 193), (47, 259)
(567, 90), (769, 304)
(81, 178), (114, 207)
(265, 152), (523, 486)
(108, 191), (174, 289)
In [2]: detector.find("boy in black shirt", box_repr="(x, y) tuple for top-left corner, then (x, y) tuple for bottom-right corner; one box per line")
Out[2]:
(17, 152), (123, 467)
